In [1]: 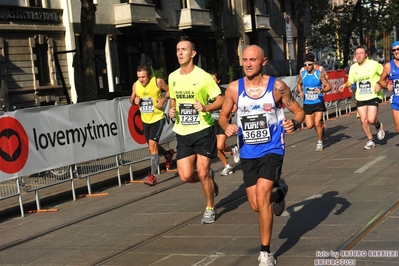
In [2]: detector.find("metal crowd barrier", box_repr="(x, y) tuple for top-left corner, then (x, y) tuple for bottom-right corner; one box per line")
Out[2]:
(324, 98), (354, 121)
(21, 166), (75, 211)
(1, 140), (175, 217)
(119, 142), (173, 182)
(0, 178), (24, 217)
(75, 155), (119, 194)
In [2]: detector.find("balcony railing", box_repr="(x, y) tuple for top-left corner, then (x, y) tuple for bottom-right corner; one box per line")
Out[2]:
(243, 14), (270, 32)
(178, 8), (211, 30)
(114, 3), (156, 28)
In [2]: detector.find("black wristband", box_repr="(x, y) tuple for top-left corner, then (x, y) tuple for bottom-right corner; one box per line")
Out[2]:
(292, 119), (300, 130)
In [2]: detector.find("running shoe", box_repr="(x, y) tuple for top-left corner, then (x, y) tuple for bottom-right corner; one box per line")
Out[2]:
(363, 140), (376, 150)
(165, 149), (174, 169)
(273, 179), (288, 216)
(377, 123), (385, 140)
(201, 208), (217, 224)
(144, 172), (157, 186)
(258, 251), (276, 266)
(220, 165), (233, 176)
(210, 169), (219, 197)
(315, 142), (323, 152)
(231, 146), (240, 164)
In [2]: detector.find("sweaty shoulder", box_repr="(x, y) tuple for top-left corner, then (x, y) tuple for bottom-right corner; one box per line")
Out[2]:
(274, 79), (288, 93)
(226, 79), (239, 94)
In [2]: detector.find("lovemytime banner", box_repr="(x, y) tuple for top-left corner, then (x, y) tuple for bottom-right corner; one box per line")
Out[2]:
(0, 98), (175, 181)
(118, 98), (176, 149)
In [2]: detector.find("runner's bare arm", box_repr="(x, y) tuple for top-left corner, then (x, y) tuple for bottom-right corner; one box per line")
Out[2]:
(378, 62), (390, 89)
(297, 74), (304, 97)
(320, 73), (332, 93)
(219, 81), (238, 137)
(276, 80), (304, 132)
(130, 82), (138, 105)
(156, 78), (170, 108)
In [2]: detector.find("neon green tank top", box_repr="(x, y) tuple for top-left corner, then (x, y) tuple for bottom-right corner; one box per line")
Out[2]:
(135, 77), (164, 124)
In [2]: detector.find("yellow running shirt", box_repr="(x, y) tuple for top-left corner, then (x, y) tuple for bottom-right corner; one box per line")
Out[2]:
(348, 59), (383, 101)
(168, 66), (221, 135)
(135, 77), (165, 124)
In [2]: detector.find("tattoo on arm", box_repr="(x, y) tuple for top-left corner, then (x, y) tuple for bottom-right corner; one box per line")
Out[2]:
(274, 82), (288, 94)
(284, 89), (296, 108)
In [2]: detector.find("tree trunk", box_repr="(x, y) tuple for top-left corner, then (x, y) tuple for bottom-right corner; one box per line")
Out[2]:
(342, 0), (362, 69)
(296, 0), (305, 73)
(80, 0), (98, 101)
(209, 0), (228, 83)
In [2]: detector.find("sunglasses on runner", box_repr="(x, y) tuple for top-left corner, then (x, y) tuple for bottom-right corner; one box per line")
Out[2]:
(304, 63), (314, 66)
(392, 48), (399, 52)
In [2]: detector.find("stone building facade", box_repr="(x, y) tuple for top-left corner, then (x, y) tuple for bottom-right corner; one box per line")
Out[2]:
(1, 0), (310, 109)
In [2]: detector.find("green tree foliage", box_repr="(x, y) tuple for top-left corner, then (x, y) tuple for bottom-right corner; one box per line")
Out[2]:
(376, 0), (399, 40)
(307, 0), (394, 68)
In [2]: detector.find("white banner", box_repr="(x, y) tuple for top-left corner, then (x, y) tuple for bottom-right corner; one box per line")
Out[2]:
(118, 98), (175, 151)
(0, 98), (176, 181)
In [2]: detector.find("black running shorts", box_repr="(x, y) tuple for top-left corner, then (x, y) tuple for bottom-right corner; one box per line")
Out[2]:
(176, 126), (217, 159)
(303, 102), (327, 115)
(143, 119), (165, 143)
(356, 97), (381, 107)
(241, 153), (284, 188)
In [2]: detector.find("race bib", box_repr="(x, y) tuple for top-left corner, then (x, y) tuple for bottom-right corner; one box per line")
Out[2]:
(305, 87), (319, 100)
(240, 113), (271, 144)
(140, 97), (154, 113)
(358, 81), (372, 94)
(179, 103), (200, 125)
(211, 109), (220, 120)
(393, 80), (399, 96)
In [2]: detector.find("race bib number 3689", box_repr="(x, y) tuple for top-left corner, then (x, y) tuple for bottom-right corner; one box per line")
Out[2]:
(240, 113), (271, 144)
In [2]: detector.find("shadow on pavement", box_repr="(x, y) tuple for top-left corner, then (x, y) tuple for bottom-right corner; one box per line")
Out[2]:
(275, 191), (351, 258)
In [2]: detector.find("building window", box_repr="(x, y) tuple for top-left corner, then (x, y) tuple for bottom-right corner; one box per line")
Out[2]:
(29, 0), (42, 7)
(153, 0), (161, 8)
(30, 35), (51, 86)
(181, 0), (188, 9)
(262, 0), (269, 14)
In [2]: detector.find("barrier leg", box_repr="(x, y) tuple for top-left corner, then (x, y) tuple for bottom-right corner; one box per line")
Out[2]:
(17, 178), (24, 217)
(70, 166), (76, 201)
(35, 190), (41, 211)
(86, 176), (92, 195)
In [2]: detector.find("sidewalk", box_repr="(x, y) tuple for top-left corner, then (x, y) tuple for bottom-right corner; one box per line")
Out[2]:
(0, 102), (398, 266)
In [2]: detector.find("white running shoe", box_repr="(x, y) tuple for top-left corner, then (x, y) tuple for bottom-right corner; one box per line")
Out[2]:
(258, 251), (276, 266)
(315, 142), (323, 152)
(231, 146), (240, 164)
(377, 123), (385, 140)
(201, 208), (217, 224)
(220, 165), (234, 176)
(363, 140), (376, 150)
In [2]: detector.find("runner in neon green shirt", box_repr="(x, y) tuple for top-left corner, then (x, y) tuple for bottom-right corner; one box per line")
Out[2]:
(168, 36), (223, 224)
(339, 45), (385, 150)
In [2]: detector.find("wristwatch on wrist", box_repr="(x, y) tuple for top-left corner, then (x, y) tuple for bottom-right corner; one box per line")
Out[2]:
(292, 119), (301, 130)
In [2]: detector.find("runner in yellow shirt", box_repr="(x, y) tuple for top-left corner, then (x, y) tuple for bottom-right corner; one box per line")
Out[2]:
(339, 45), (385, 149)
(130, 65), (174, 186)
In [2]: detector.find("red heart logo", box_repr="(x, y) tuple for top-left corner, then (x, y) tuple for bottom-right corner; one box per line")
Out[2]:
(0, 134), (19, 158)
